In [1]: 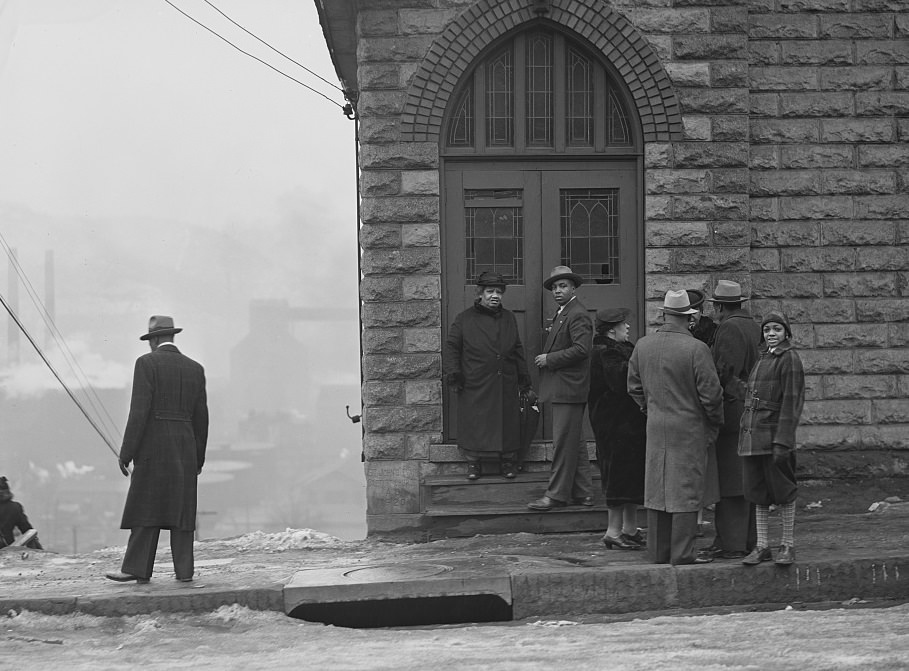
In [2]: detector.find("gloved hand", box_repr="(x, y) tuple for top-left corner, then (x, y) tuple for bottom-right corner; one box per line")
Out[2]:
(447, 371), (464, 392)
(771, 444), (790, 465)
(520, 387), (537, 404)
(118, 459), (130, 477)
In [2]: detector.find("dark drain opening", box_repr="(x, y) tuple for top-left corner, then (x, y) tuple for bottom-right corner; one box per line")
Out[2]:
(288, 594), (512, 628)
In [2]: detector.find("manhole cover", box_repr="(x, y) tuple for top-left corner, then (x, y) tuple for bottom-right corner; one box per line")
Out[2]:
(342, 564), (453, 581)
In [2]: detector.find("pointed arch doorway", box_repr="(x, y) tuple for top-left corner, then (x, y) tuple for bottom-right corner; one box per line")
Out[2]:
(441, 25), (644, 443)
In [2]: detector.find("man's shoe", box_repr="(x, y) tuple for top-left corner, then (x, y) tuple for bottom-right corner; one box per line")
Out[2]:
(106, 571), (149, 584)
(572, 496), (594, 507)
(466, 463), (480, 480)
(697, 544), (722, 560)
(501, 461), (516, 479)
(176, 577), (193, 582)
(720, 550), (749, 560)
(741, 546), (773, 565)
(527, 496), (566, 511)
(775, 544), (796, 566)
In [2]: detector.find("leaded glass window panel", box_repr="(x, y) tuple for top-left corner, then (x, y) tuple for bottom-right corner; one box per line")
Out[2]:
(486, 48), (514, 147)
(465, 189), (524, 284)
(565, 47), (593, 147)
(448, 85), (474, 147)
(560, 189), (619, 284)
(525, 32), (553, 147)
(608, 90), (631, 146)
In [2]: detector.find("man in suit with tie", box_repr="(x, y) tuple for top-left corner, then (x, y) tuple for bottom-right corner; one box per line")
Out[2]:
(106, 315), (209, 584)
(528, 266), (595, 511)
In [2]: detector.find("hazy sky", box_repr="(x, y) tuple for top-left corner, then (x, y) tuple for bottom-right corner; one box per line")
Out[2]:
(0, 0), (359, 391)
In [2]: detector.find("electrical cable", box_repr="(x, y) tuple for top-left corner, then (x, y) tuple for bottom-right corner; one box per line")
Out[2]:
(201, 0), (343, 93)
(162, 0), (346, 110)
(0, 236), (122, 444)
(0, 290), (121, 459)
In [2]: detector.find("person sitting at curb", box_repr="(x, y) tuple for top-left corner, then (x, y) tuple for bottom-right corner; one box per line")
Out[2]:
(0, 476), (43, 550)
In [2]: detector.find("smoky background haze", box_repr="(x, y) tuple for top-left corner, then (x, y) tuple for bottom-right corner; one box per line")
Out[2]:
(0, 0), (366, 551)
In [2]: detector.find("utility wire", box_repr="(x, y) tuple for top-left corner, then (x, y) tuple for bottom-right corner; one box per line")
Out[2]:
(162, 0), (346, 110)
(201, 0), (343, 93)
(0, 290), (121, 459)
(0, 236), (122, 444)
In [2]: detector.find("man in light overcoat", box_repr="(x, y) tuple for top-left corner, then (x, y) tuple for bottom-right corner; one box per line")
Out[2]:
(106, 315), (209, 584)
(628, 290), (724, 565)
(528, 266), (594, 511)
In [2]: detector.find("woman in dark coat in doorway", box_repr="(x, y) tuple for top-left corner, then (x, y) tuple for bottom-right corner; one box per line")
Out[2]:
(588, 308), (646, 550)
(443, 271), (532, 480)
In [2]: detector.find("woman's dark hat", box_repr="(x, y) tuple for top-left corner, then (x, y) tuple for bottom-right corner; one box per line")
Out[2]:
(686, 289), (706, 309)
(596, 307), (631, 329)
(543, 265), (584, 290)
(140, 315), (183, 341)
(706, 280), (750, 303)
(760, 311), (792, 340)
(476, 271), (507, 288)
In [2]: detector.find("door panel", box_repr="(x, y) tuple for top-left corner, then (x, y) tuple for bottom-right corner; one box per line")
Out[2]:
(443, 163), (639, 442)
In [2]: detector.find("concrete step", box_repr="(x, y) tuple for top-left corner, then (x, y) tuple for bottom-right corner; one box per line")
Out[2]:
(423, 472), (604, 510)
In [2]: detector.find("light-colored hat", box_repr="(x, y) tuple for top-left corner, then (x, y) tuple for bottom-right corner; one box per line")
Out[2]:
(543, 265), (584, 290)
(659, 289), (698, 315)
(706, 280), (750, 303)
(140, 315), (183, 341)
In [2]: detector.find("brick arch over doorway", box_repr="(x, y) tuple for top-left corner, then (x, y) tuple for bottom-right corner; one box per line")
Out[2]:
(400, 0), (683, 143)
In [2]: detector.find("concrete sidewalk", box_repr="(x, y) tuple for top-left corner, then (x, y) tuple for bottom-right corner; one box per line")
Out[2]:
(3, 494), (909, 625)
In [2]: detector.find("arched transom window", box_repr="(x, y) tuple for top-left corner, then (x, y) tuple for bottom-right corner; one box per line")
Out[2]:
(445, 28), (635, 155)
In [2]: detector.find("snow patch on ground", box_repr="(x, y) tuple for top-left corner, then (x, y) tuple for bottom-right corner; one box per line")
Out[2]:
(205, 528), (348, 552)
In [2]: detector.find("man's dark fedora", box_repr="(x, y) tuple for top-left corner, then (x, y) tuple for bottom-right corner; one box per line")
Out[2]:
(140, 315), (183, 341)
(543, 265), (584, 290)
(706, 280), (750, 303)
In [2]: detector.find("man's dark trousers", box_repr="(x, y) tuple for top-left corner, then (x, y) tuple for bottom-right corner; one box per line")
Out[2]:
(647, 509), (699, 565)
(121, 527), (194, 580)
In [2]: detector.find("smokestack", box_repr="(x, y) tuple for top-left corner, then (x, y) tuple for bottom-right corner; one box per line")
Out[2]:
(45, 250), (55, 348)
(7, 248), (19, 365)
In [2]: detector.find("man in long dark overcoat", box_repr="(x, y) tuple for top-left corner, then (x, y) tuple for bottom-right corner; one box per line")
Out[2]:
(627, 290), (723, 565)
(702, 280), (761, 559)
(106, 315), (208, 584)
(527, 266), (594, 510)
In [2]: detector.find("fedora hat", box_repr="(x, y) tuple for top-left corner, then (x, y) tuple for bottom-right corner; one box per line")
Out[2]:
(659, 289), (698, 316)
(476, 271), (507, 288)
(596, 307), (631, 329)
(140, 315), (183, 341)
(707, 280), (749, 303)
(686, 289), (706, 310)
(543, 265), (584, 290)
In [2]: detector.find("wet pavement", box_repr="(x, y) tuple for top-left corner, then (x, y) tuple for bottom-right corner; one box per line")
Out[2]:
(2, 481), (909, 623)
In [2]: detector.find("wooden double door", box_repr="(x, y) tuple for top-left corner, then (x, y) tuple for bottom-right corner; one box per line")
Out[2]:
(443, 160), (641, 441)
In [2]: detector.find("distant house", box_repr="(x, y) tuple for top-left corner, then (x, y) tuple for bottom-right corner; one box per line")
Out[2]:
(315, 0), (909, 540)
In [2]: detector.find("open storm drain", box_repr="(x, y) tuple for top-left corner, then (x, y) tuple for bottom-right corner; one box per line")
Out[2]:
(284, 561), (513, 628)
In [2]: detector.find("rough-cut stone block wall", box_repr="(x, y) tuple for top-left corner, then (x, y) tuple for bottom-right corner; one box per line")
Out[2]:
(614, 0), (752, 327)
(349, 0), (909, 535)
(746, 0), (909, 473)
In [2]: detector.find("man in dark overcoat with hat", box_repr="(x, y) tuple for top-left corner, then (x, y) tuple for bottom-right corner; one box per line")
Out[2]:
(700, 280), (761, 560)
(527, 266), (595, 511)
(106, 315), (208, 584)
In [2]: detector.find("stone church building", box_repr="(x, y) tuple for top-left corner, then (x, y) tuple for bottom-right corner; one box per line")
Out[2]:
(315, 0), (909, 539)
